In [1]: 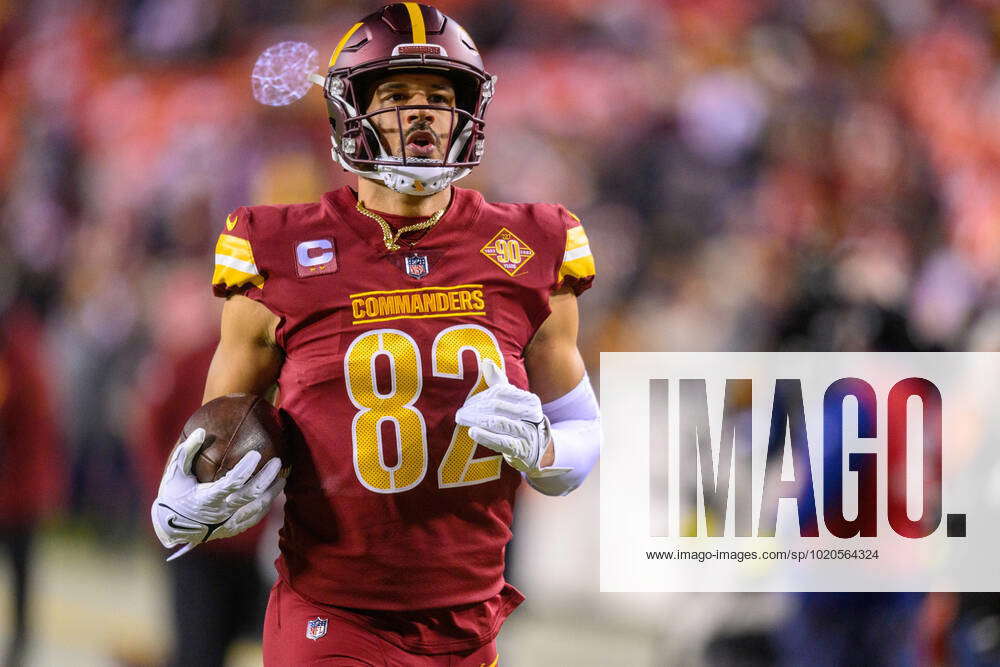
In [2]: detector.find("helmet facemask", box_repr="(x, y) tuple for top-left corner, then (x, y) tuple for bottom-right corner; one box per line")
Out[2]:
(325, 58), (496, 196)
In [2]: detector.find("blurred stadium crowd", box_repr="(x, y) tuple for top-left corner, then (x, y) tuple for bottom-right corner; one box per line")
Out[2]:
(3, 0), (1000, 664)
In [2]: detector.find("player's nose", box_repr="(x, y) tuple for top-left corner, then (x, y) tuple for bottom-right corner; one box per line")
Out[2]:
(405, 93), (437, 124)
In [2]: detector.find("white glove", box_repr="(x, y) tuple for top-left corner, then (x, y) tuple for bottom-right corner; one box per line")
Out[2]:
(454, 360), (570, 478)
(151, 428), (285, 561)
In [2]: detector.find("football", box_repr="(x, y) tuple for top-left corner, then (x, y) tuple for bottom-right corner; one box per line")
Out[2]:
(180, 393), (286, 483)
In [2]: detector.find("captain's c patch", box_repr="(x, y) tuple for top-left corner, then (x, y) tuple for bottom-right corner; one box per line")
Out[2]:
(296, 238), (338, 278)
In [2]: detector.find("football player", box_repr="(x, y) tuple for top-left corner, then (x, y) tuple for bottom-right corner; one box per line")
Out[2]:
(151, 4), (600, 664)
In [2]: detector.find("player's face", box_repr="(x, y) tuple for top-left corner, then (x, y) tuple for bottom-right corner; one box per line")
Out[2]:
(366, 73), (457, 162)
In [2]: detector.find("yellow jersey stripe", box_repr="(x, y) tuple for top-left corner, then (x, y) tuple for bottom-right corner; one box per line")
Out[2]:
(403, 2), (426, 43)
(215, 234), (256, 263)
(559, 255), (596, 281)
(329, 22), (364, 67)
(214, 253), (259, 276)
(212, 265), (265, 289)
(214, 234), (262, 289)
(563, 245), (592, 262)
(566, 210), (581, 223)
(565, 225), (589, 250)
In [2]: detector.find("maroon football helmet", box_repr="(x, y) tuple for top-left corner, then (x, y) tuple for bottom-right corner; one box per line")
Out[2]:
(324, 3), (497, 195)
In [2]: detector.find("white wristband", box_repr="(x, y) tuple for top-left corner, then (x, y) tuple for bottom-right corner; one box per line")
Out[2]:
(526, 374), (601, 496)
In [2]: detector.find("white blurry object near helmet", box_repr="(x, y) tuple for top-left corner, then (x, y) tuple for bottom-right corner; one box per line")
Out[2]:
(251, 41), (323, 107)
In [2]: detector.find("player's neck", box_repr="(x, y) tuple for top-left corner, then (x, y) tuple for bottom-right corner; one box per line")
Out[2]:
(356, 178), (452, 218)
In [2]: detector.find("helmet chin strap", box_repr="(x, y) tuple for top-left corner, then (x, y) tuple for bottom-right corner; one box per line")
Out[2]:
(376, 160), (470, 196)
(332, 142), (469, 196)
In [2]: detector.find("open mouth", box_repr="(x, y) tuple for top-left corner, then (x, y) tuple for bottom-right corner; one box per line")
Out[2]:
(405, 130), (438, 158)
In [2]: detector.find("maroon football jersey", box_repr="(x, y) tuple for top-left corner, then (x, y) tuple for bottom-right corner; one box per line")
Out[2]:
(212, 186), (594, 611)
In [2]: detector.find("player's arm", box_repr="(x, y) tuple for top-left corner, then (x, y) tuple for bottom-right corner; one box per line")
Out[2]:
(525, 287), (587, 404)
(523, 287), (600, 495)
(455, 286), (601, 496)
(151, 294), (285, 560)
(203, 294), (284, 402)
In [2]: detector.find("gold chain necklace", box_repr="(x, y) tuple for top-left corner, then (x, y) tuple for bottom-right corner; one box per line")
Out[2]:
(356, 200), (445, 252)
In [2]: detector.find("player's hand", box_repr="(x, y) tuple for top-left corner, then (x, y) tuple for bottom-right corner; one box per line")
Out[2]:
(151, 428), (285, 560)
(455, 360), (571, 478)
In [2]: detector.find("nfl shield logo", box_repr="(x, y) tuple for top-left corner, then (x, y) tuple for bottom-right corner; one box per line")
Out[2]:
(306, 617), (328, 641)
(405, 254), (430, 279)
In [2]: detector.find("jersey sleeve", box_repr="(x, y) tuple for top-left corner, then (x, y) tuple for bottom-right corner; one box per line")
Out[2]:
(211, 207), (266, 298)
(555, 208), (595, 296)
